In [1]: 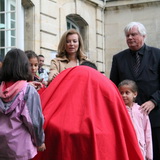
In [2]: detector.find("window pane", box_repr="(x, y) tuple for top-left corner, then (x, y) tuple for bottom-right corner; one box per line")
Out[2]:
(0, 31), (5, 47)
(72, 25), (76, 29)
(11, 29), (15, 36)
(11, 37), (15, 46)
(11, 4), (15, 11)
(11, 20), (15, 28)
(0, 0), (5, 12)
(0, 49), (5, 58)
(0, 13), (5, 29)
(66, 19), (79, 31)
(11, 12), (15, 19)
(67, 22), (70, 30)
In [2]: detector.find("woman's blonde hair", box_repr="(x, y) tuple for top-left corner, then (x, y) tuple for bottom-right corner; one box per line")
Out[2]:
(57, 29), (86, 60)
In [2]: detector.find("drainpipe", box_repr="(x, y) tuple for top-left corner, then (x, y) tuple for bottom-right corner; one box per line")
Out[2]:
(102, 0), (107, 74)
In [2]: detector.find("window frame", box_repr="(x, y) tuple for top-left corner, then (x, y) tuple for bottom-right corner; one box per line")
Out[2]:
(0, 0), (24, 57)
(67, 19), (80, 31)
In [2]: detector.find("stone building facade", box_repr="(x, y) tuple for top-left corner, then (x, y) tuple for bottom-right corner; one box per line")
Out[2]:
(23, 0), (106, 73)
(0, 0), (160, 76)
(104, 0), (160, 76)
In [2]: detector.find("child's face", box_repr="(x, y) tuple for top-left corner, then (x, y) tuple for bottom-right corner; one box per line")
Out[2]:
(29, 57), (39, 76)
(119, 85), (137, 107)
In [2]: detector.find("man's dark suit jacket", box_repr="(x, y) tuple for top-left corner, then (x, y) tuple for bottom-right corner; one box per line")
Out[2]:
(110, 44), (160, 128)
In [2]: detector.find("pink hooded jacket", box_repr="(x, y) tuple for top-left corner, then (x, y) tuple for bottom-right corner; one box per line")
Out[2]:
(0, 81), (45, 160)
(126, 103), (153, 160)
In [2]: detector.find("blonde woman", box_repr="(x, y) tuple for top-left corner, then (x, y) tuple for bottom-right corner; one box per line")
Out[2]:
(48, 29), (88, 83)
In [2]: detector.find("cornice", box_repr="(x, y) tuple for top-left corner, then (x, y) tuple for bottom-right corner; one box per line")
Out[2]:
(105, 0), (160, 9)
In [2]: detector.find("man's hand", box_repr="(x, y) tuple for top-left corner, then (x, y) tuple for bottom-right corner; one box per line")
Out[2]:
(140, 100), (155, 114)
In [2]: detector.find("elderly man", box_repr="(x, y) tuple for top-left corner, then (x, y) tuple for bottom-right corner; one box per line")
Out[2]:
(110, 21), (160, 160)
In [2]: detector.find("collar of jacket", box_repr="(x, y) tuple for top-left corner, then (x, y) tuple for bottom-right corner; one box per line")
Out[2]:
(130, 44), (146, 56)
(56, 55), (87, 62)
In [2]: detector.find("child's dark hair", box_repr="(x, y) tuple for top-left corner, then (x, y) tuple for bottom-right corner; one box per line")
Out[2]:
(80, 61), (97, 70)
(0, 48), (32, 82)
(25, 50), (38, 60)
(118, 79), (138, 93)
(38, 54), (44, 58)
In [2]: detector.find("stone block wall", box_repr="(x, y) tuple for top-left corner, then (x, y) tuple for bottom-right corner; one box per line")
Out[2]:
(105, 0), (160, 76)
(23, 0), (160, 75)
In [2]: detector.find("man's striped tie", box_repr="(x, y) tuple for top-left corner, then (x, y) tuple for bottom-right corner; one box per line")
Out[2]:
(133, 52), (141, 76)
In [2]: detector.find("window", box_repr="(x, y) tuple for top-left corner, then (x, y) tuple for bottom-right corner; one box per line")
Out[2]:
(0, 0), (24, 58)
(67, 19), (79, 31)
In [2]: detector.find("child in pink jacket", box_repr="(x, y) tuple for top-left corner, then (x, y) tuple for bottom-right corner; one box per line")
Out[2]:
(118, 79), (153, 160)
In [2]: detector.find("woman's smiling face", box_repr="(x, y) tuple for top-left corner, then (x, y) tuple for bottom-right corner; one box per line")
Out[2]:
(65, 34), (79, 55)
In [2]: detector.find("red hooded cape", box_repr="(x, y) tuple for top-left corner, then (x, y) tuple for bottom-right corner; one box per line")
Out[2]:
(33, 66), (143, 160)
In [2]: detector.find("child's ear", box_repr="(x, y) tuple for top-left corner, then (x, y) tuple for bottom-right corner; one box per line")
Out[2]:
(134, 92), (138, 98)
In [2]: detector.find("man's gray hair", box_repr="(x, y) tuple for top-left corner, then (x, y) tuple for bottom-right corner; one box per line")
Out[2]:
(124, 22), (147, 39)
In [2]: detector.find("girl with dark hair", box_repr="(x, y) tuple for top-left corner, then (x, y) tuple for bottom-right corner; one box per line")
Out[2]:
(25, 50), (40, 81)
(25, 50), (46, 90)
(0, 48), (46, 160)
(118, 79), (152, 160)
(0, 49), (32, 82)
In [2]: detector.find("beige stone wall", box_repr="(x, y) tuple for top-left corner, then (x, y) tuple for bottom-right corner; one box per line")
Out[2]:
(24, 0), (106, 72)
(23, 0), (160, 74)
(105, 0), (160, 76)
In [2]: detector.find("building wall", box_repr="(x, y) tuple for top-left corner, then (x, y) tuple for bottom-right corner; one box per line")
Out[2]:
(105, 0), (160, 76)
(24, 0), (106, 72)
(23, 0), (160, 75)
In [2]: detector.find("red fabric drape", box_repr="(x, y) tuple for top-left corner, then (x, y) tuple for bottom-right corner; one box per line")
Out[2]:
(33, 66), (143, 160)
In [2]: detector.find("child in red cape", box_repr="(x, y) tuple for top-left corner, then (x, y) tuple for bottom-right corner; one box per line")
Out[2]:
(33, 66), (143, 160)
